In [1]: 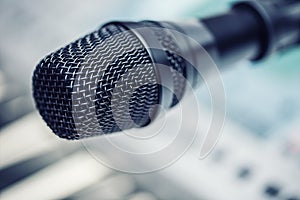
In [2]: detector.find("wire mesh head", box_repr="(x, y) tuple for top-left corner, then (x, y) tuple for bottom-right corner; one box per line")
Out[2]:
(33, 22), (187, 140)
(33, 24), (161, 139)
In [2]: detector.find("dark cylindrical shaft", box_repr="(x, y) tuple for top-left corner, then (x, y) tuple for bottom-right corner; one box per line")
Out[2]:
(202, 0), (300, 65)
(202, 6), (262, 64)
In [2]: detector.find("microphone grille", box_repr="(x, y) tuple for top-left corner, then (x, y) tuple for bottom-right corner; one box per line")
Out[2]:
(33, 24), (159, 139)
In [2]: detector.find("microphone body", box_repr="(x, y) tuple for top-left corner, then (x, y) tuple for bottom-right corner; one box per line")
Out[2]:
(32, 0), (300, 139)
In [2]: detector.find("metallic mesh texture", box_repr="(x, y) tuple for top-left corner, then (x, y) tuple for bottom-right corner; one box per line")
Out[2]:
(143, 21), (187, 107)
(33, 21), (188, 140)
(33, 24), (159, 139)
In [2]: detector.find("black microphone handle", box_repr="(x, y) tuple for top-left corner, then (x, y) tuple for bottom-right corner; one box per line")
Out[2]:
(200, 0), (300, 65)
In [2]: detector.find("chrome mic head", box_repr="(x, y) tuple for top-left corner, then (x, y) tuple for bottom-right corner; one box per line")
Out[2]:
(32, 21), (203, 140)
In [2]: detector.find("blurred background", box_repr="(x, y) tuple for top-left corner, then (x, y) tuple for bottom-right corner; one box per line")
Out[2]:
(0, 0), (299, 199)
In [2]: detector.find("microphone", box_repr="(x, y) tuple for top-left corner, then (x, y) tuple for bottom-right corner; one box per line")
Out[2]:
(32, 0), (300, 140)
